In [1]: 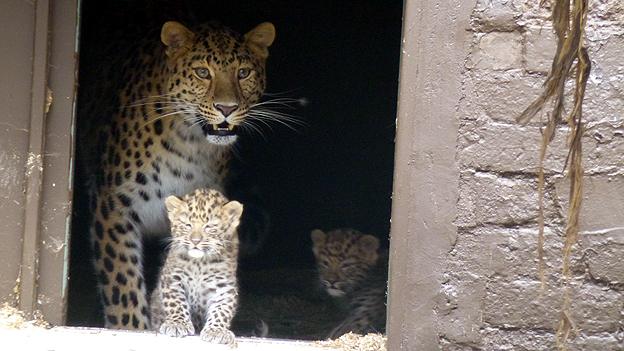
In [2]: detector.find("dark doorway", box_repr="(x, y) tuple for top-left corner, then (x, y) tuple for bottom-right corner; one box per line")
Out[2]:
(68, 0), (402, 339)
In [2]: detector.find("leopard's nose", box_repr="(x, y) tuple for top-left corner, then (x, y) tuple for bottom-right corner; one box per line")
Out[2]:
(214, 103), (238, 117)
(190, 234), (202, 245)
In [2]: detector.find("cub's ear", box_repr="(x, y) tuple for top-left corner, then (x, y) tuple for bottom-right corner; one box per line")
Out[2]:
(223, 200), (244, 223)
(164, 195), (185, 213)
(244, 22), (276, 59)
(310, 229), (327, 247)
(358, 234), (380, 264)
(161, 21), (195, 61)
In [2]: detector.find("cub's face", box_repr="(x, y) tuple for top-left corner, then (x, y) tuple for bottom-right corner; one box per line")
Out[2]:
(310, 228), (380, 297)
(165, 189), (243, 259)
(161, 21), (275, 145)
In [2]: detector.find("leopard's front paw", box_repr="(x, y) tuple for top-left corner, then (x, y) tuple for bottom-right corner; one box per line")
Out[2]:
(159, 320), (195, 337)
(200, 327), (236, 345)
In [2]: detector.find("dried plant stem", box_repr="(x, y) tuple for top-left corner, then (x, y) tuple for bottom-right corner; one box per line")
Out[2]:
(536, 121), (555, 290)
(516, 0), (590, 350)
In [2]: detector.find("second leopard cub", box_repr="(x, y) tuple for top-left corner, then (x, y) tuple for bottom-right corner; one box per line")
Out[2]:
(311, 228), (387, 338)
(150, 188), (243, 344)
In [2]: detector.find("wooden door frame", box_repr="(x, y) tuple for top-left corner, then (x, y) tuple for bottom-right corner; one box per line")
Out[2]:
(0, 2), (477, 349)
(386, 1), (474, 349)
(0, 0), (79, 325)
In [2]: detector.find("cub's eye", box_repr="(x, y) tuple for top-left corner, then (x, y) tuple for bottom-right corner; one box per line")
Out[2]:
(204, 225), (217, 234)
(238, 68), (251, 79)
(184, 223), (192, 230)
(194, 68), (211, 79)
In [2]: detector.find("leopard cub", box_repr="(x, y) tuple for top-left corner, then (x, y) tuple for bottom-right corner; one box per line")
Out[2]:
(150, 188), (243, 344)
(310, 228), (387, 338)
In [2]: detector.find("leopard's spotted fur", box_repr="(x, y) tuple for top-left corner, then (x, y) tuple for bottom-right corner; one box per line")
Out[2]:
(310, 228), (387, 338)
(150, 188), (242, 344)
(79, 20), (275, 329)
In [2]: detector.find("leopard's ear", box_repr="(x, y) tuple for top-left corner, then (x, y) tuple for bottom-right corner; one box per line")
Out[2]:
(164, 195), (185, 213)
(310, 229), (326, 247)
(223, 200), (244, 224)
(244, 22), (275, 59)
(161, 21), (195, 61)
(358, 234), (380, 264)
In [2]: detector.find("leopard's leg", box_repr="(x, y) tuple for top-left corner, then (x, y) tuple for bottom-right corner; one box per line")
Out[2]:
(328, 306), (373, 339)
(148, 286), (163, 330)
(156, 273), (195, 337)
(199, 286), (238, 344)
(91, 198), (150, 329)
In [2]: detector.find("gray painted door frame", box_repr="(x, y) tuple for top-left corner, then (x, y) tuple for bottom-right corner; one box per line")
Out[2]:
(386, 1), (473, 349)
(0, 0), (79, 325)
(0, 3), (471, 348)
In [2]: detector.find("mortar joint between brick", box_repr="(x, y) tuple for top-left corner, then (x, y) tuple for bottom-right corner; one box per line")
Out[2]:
(580, 250), (624, 291)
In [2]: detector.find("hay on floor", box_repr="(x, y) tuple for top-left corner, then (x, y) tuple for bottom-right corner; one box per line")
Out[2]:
(317, 333), (387, 351)
(0, 303), (49, 329)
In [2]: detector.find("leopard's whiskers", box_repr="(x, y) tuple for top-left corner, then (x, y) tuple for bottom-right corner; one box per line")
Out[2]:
(139, 108), (199, 129)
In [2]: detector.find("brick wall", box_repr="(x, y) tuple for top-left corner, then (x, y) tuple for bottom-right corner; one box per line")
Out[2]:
(440, 1), (624, 349)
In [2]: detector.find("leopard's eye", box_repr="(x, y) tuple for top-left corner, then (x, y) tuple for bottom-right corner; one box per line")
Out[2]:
(237, 68), (251, 80)
(194, 67), (211, 79)
(184, 223), (192, 230)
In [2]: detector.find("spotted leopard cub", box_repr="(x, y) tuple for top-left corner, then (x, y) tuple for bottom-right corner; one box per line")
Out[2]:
(150, 188), (243, 344)
(310, 228), (387, 338)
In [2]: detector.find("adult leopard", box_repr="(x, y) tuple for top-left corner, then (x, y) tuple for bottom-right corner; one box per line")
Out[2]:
(78, 20), (275, 329)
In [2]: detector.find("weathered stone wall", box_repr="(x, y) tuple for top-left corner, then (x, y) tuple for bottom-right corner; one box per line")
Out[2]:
(442, 1), (624, 349)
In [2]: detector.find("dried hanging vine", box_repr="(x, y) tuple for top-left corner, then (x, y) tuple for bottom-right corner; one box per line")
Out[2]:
(516, 0), (590, 349)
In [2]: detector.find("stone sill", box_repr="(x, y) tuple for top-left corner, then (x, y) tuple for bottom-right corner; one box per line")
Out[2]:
(0, 326), (336, 351)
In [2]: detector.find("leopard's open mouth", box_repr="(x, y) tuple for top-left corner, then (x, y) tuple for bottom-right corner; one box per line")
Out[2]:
(203, 122), (236, 136)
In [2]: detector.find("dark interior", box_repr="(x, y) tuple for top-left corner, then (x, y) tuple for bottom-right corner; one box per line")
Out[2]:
(68, 0), (402, 339)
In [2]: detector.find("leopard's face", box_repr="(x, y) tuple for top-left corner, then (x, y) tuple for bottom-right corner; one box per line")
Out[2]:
(310, 228), (380, 297)
(161, 21), (276, 145)
(165, 189), (243, 259)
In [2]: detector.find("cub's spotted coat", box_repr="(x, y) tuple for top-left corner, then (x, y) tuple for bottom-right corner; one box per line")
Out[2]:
(311, 228), (387, 338)
(150, 188), (242, 344)
(79, 20), (275, 329)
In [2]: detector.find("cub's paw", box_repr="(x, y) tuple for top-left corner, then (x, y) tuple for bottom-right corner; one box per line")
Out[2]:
(159, 320), (195, 337)
(200, 327), (236, 345)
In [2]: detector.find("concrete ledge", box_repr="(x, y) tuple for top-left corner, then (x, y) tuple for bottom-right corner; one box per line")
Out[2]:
(0, 326), (336, 351)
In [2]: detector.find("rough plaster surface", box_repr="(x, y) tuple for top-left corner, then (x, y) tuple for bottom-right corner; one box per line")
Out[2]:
(442, 0), (624, 349)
